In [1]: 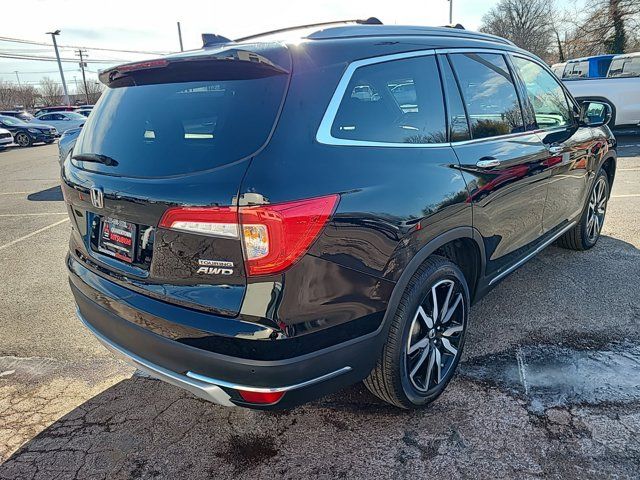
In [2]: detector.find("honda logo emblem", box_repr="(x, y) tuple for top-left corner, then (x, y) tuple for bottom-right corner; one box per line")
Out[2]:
(90, 186), (104, 209)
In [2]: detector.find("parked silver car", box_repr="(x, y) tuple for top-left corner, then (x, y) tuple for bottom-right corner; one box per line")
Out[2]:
(35, 111), (85, 134)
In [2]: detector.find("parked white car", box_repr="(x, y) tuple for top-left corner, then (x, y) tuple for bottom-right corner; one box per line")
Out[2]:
(563, 52), (640, 127)
(0, 127), (12, 149)
(550, 62), (566, 77)
(34, 111), (86, 134)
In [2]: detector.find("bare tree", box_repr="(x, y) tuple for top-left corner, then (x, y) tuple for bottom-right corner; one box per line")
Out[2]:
(563, 0), (640, 55)
(39, 77), (64, 106)
(78, 81), (103, 105)
(0, 80), (18, 110)
(16, 86), (39, 110)
(480, 0), (555, 60)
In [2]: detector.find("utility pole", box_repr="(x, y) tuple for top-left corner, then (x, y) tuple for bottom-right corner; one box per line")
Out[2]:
(75, 48), (90, 104)
(177, 22), (184, 52)
(14, 71), (21, 87)
(46, 30), (70, 105)
(448, 0), (453, 24)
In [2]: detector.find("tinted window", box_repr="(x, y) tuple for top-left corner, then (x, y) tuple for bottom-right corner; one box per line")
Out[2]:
(39, 114), (54, 121)
(73, 77), (287, 177)
(564, 61), (589, 78)
(512, 56), (572, 130)
(0, 116), (24, 126)
(331, 55), (446, 144)
(64, 112), (86, 120)
(439, 56), (470, 142)
(449, 53), (524, 139)
(608, 57), (640, 77)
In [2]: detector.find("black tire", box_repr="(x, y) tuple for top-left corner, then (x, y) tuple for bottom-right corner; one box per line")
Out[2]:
(364, 255), (470, 409)
(15, 132), (32, 148)
(557, 169), (609, 251)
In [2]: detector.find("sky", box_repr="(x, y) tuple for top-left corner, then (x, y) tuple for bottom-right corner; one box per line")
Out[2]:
(0, 0), (498, 91)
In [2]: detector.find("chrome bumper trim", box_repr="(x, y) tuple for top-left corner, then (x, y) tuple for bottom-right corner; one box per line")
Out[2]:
(185, 366), (352, 393)
(77, 309), (235, 406)
(77, 308), (352, 404)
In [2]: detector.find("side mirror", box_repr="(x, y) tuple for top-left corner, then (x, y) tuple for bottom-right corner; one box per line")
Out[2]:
(579, 101), (612, 127)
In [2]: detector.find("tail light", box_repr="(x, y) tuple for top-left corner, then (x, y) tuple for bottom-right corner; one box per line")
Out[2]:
(159, 194), (339, 276)
(159, 206), (238, 238)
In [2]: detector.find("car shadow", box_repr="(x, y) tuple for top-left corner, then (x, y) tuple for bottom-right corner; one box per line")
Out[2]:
(1, 236), (638, 479)
(27, 185), (63, 202)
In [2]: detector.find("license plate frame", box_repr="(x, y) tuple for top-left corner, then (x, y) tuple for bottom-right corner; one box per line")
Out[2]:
(97, 216), (136, 264)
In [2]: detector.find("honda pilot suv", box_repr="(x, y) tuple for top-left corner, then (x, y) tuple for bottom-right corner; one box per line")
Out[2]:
(63, 21), (616, 409)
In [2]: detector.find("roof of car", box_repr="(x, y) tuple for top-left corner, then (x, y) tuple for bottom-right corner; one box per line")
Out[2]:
(612, 52), (640, 59)
(104, 22), (526, 83)
(302, 25), (513, 45)
(566, 54), (615, 63)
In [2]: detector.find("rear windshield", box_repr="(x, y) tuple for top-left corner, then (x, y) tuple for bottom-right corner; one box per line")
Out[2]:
(73, 75), (287, 177)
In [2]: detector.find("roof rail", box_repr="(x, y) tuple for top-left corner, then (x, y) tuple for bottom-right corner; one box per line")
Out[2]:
(306, 25), (514, 46)
(234, 17), (382, 42)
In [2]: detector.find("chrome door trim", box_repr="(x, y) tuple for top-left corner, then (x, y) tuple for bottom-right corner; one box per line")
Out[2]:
(77, 308), (352, 401)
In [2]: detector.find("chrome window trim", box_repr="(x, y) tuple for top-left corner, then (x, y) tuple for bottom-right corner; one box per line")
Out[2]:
(316, 49), (452, 148)
(316, 47), (577, 149)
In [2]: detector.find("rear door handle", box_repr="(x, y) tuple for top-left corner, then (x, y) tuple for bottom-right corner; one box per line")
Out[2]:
(476, 157), (501, 168)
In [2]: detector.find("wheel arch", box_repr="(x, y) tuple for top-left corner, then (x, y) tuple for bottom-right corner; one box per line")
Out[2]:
(380, 227), (486, 336)
(600, 153), (617, 194)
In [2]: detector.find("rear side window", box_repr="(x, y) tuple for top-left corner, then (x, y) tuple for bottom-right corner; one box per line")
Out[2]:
(73, 74), (288, 177)
(330, 55), (446, 144)
(608, 57), (640, 77)
(511, 56), (572, 130)
(564, 61), (589, 78)
(449, 53), (524, 139)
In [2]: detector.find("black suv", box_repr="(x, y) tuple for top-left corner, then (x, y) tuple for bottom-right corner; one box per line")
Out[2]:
(63, 22), (616, 409)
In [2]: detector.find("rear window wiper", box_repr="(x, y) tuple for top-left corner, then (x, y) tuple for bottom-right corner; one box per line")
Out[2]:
(72, 153), (119, 167)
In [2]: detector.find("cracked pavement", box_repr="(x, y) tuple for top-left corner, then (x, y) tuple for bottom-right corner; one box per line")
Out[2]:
(1, 137), (639, 479)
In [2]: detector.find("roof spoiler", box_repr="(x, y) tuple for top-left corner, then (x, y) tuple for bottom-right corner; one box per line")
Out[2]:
(202, 33), (233, 48)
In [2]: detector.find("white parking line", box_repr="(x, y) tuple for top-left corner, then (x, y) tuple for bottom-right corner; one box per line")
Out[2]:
(0, 218), (69, 252)
(0, 212), (67, 217)
(0, 191), (31, 196)
(618, 168), (640, 171)
(611, 194), (640, 198)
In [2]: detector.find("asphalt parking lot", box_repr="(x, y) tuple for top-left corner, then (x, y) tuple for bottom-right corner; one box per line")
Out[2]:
(0, 136), (639, 479)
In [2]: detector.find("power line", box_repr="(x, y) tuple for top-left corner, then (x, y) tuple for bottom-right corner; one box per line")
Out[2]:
(0, 35), (169, 55)
(0, 52), (127, 63)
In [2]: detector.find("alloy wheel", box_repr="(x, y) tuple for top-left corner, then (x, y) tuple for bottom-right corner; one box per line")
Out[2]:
(405, 279), (465, 393)
(16, 133), (30, 147)
(587, 176), (607, 242)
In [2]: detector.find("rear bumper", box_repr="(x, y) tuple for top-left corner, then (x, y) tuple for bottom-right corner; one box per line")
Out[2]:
(70, 259), (385, 409)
